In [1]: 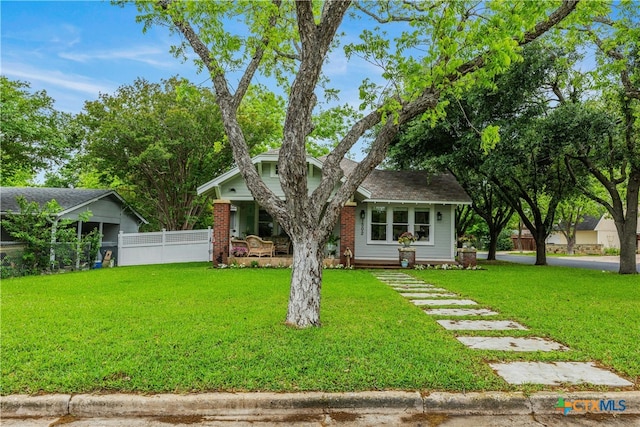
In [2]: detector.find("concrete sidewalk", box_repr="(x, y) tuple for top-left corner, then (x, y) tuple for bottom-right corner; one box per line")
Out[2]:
(2, 391), (639, 426)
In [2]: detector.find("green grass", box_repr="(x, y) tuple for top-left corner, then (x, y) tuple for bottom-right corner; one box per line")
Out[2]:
(1, 262), (637, 395)
(1, 264), (501, 395)
(411, 262), (640, 387)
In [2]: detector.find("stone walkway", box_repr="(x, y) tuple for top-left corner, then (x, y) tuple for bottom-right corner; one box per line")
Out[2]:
(372, 272), (633, 387)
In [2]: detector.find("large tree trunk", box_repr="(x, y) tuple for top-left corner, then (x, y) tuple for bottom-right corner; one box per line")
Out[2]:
(285, 235), (324, 327)
(533, 229), (548, 266)
(487, 226), (500, 261)
(618, 171), (639, 274)
(566, 234), (576, 256)
(619, 227), (638, 274)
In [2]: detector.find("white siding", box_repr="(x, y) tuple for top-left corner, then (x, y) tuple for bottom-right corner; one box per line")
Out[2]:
(219, 163), (324, 199)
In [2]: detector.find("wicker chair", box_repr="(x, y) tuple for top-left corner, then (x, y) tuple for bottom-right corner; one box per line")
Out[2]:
(245, 235), (274, 257)
(272, 236), (291, 255)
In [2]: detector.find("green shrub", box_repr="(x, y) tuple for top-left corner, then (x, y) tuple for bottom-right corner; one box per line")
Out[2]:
(1, 196), (102, 277)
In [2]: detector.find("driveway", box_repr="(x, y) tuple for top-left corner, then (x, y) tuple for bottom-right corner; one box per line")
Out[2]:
(480, 252), (640, 273)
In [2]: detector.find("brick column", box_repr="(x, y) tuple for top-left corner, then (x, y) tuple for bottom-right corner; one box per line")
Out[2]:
(213, 200), (231, 266)
(340, 202), (356, 266)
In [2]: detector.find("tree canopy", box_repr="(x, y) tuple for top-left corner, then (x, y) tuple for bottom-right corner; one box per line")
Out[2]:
(0, 77), (76, 186)
(77, 77), (284, 230)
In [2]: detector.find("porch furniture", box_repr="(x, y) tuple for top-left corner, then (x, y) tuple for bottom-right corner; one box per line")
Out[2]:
(272, 236), (291, 255)
(230, 238), (249, 257)
(245, 235), (274, 257)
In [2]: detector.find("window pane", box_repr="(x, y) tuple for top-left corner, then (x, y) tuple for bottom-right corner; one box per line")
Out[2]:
(393, 208), (408, 223)
(392, 207), (409, 241)
(371, 207), (386, 223)
(414, 225), (429, 241)
(371, 224), (387, 241)
(414, 209), (430, 241)
(415, 210), (429, 224)
(371, 207), (387, 241)
(393, 225), (408, 240)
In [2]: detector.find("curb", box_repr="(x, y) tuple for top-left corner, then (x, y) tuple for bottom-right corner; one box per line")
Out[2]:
(2, 391), (639, 418)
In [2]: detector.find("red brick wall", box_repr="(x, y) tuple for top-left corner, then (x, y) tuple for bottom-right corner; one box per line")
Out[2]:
(340, 203), (356, 266)
(213, 201), (230, 266)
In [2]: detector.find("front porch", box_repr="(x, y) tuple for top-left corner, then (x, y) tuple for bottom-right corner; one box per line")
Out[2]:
(213, 200), (357, 267)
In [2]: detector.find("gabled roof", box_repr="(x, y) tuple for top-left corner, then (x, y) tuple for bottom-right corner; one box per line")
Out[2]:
(576, 215), (601, 231)
(197, 150), (471, 204)
(336, 157), (471, 204)
(0, 187), (148, 223)
(361, 170), (471, 204)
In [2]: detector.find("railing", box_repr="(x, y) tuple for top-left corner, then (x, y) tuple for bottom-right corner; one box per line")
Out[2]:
(117, 228), (212, 266)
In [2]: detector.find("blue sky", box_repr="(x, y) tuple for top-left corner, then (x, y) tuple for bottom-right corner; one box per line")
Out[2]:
(1, 1), (379, 114)
(2, 1), (399, 164)
(1, 1), (210, 113)
(1, 1), (384, 160)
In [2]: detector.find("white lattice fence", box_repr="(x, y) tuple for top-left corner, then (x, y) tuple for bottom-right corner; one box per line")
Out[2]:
(118, 228), (212, 266)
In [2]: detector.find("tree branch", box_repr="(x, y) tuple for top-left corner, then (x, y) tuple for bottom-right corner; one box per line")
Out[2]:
(454, 1), (580, 79)
(158, 0), (285, 220)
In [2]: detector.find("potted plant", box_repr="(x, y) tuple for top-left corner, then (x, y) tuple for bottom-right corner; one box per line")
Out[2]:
(398, 232), (417, 247)
(400, 258), (409, 268)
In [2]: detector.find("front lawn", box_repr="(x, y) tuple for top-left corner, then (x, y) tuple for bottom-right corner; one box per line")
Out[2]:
(1, 262), (637, 394)
(1, 264), (501, 394)
(412, 263), (640, 386)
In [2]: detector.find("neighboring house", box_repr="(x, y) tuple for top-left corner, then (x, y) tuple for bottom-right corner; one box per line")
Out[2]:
(1, 187), (147, 259)
(546, 214), (636, 250)
(197, 150), (471, 267)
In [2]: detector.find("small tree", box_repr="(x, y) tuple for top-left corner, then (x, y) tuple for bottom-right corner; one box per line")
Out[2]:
(554, 195), (602, 255)
(1, 196), (98, 276)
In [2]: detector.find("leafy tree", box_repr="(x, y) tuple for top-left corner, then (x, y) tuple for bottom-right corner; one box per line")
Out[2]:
(389, 42), (563, 264)
(465, 179), (514, 260)
(554, 194), (602, 255)
(561, 4), (640, 274)
(0, 77), (76, 186)
(77, 77), (283, 230)
(133, 0), (591, 327)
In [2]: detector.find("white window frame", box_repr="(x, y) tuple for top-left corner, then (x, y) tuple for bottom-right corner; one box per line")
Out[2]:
(367, 204), (434, 245)
(269, 163), (279, 177)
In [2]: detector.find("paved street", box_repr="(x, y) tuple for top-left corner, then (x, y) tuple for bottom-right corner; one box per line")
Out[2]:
(480, 252), (640, 273)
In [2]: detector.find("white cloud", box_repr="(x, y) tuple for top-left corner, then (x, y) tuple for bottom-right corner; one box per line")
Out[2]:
(59, 45), (175, 68)
(1, 62), (114, 95)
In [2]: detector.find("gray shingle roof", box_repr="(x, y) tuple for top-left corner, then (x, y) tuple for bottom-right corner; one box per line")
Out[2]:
(576, 215), (600, 231)
(225, 150), (471, 204)
(0, 187), (147, 223)
(337, 157), (470, 203)
(362, 169), (471, 203)
(1, 187), (112, 213)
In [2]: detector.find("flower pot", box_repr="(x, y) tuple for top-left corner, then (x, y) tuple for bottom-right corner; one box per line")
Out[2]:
(401, 259), (409, 268)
